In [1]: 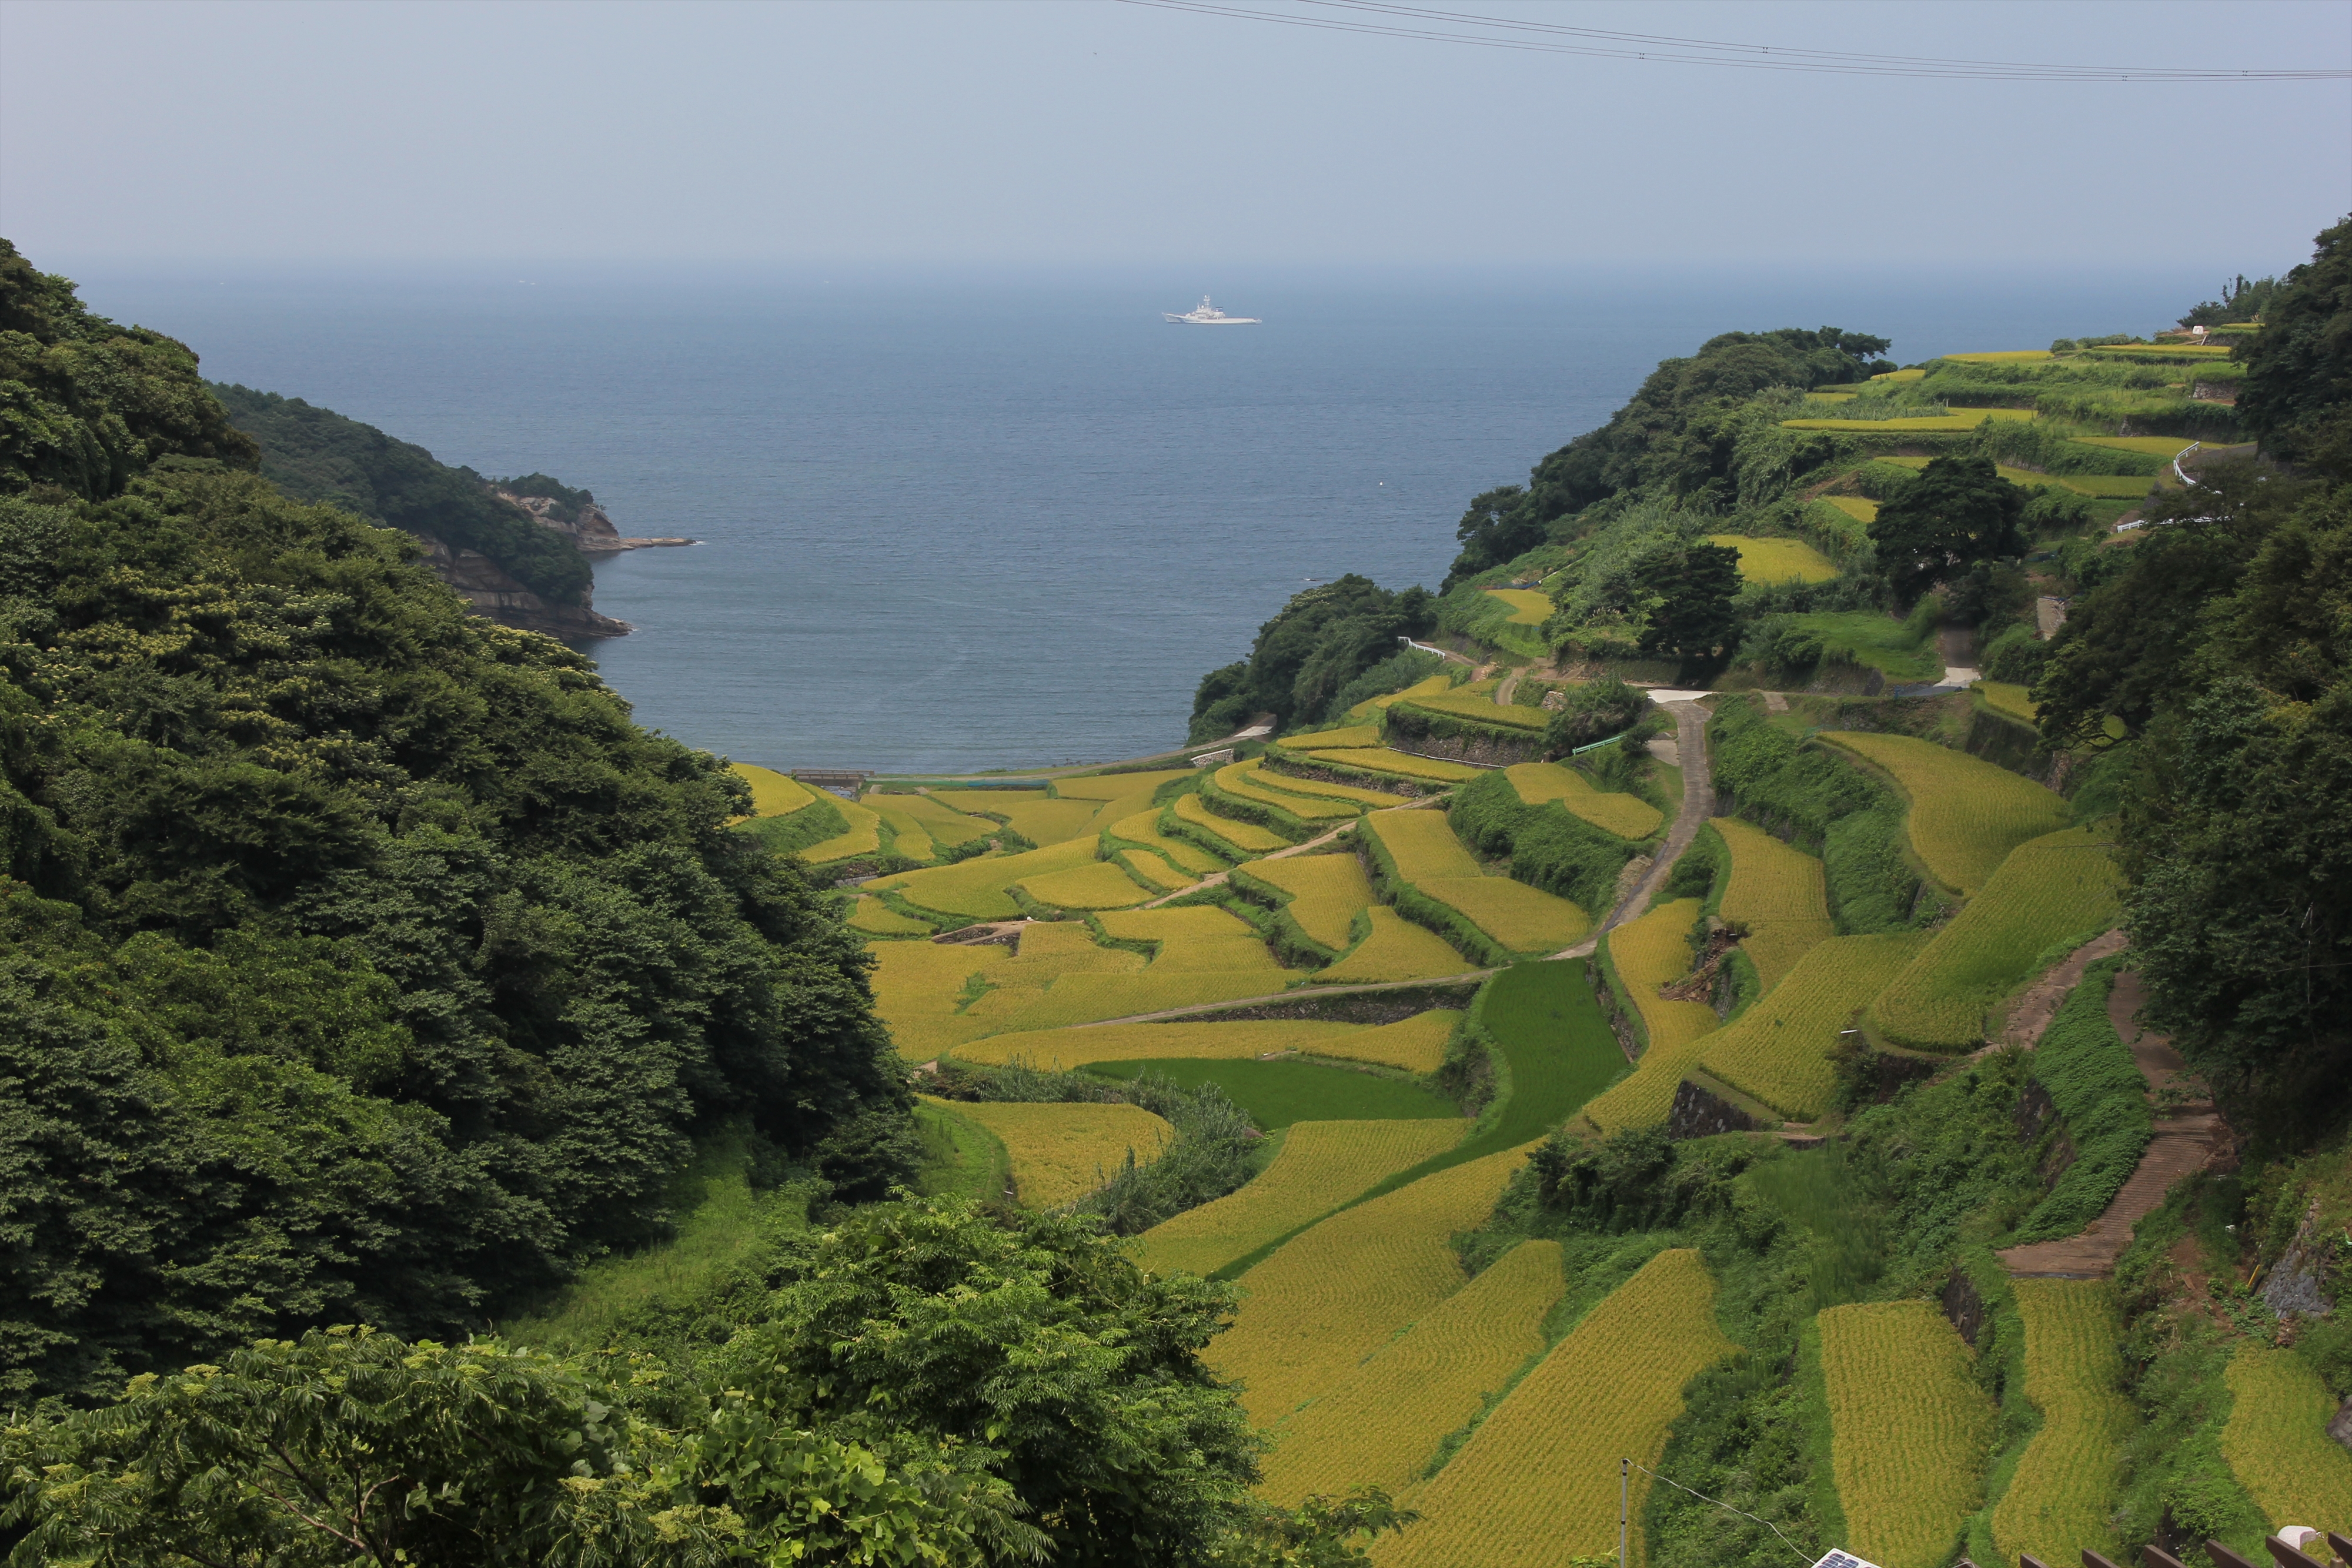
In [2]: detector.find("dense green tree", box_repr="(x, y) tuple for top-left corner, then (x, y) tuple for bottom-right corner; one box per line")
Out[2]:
(0, 243), (910, 1402)
(1865, 454), (2027, 603)
(1, 1199), (1412, 1568)
(2234, 214), (2351, 474)
(2179, 272), (2281, 328)
(1542, 676), (1649, 755)
(1187, 576), (1434, 739)
(1632, 541), (1743, 662)
(211, 383), (594, 606)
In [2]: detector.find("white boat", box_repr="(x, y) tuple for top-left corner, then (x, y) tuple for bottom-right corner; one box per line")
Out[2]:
(1164, 295), (1260, 325)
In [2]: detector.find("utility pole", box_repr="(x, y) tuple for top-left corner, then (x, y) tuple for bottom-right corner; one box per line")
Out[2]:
(1619, 1456), (1629, 1568)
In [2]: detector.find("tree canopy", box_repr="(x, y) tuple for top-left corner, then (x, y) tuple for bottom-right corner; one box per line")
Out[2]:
(1866, 454), (2027, 604)
(0, 240), (909, 1403)
(1188, 575), (1435, 740)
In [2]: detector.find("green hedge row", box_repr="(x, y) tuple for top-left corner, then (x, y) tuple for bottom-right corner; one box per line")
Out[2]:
(2009, 958), (2153, 1244)
(1446, 769), (1651, 918)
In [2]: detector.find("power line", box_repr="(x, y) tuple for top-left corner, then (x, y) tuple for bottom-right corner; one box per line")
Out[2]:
(1631, 1460), (1815, 1566)
(1115, 0), (2352, 81)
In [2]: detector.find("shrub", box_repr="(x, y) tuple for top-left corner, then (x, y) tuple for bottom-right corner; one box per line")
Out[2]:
(1543, 677), (1651, 754)
(1448, 770), (1647, 916)
(2008, 960), (2151, 1243)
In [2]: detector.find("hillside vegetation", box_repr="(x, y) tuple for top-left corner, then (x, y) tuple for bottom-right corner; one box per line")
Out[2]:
(11, 216), (2352, 1568)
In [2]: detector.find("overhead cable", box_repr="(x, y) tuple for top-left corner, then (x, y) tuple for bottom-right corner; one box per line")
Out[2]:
(1115, 0), (2352, 81)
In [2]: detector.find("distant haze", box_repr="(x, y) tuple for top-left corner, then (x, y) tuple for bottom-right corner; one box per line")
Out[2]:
(4, 0), (2347, 273)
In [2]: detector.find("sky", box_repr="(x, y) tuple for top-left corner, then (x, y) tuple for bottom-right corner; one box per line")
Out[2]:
(3, 0), (2347, 273)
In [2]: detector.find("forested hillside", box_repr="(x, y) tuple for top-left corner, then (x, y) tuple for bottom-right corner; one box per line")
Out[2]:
(0, 240), (908, 1400)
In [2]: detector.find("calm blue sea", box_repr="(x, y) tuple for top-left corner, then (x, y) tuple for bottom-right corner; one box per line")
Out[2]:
(68, 262), (2196, 771)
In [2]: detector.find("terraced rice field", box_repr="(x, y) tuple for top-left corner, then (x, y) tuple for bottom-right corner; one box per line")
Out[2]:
(1138, 1119), (1467, 1280)
(1481, 588), (1553, 624)
(1869, 825), (2122, 1052)
(2073, 435), (2201, 457)
(1977, 682), (2039, 723)
(1114, 848), (1197, 892)
(1821, 733), (2070, 898)
(796, 796), (883, 864)
(937, 1098), (1173, 1208)
(1944, 350), (2054, 362)
(1712, 817), (1836, 990)
(1698, 934), (1928, 1118)
(932, 789), (1101, 847)
(1244, 769), (1414, 808)
(1367, 809), (1590, 955)
(1307, 749), (1487, 783)
(1053, 769), (1198, 799)
(847, 895), (934, 937)
(1277, 724), (1384, 751)
(1209, 1143), (1536, 1426)
(1990, 1281), (2133, 1568)
(871, 791), (999, 850)
(1394, 690), (1551, 732)
(1216, 761), (1359, 820)
(2220, 1343), (2352, 1528)
(1705, 534), (1841, 585)
(1104, 809), (1229, 874)
(1583, 899), (1721, 1133)
(869, 922), (1148, 1058)
(1823, 496), (1879, 523)
(1095, 905), (1289, 973)
(1233, 854), (1376, 950)
(1171, 790), (1291, 852)
(730, 763), (818, 817)
(1504, 761), (1663, 840)
(1314, 906), (1482, 984)
(1018, 860), (1154, 910)
(1819, 1300), (1996, 1568)
(1782, 410), (2037, 432)
(1345, 676), (1458, 721)
(870, 836), (1100, 921)
(1375, 1248), (1733, 1568)
(1257, 1239), (1563, 1503)
(954, 1017), (1369, 1069)
(987, 968), (1305, 1031)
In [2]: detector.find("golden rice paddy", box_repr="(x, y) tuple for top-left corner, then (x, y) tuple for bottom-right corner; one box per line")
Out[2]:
(1139, 1119), (1467, 1281)
(1278, 724), (1385, 751)
(1313, 906), (1484, 985)
(1821, 731), (2069, 898)
(2220, 1343), (2352, 1529)
(1171, 790), (1291, 852)
(1504, 761), (1663, 840)
(1819, 1300), (1996, 1568)
(1017, 860), (1155, 910)
(1307, 749), (1488, 783)
(1583, 898), (1721, 1134)
(1990, 1280), (2133, 1568)
(1712, 817), (1835, 991)
(729, 763), (818, 817)
(934, 1097), (1173, 1208)
(1696, 933), (1927, 1119)
(1482, 588), (1553, 626)
(1704, 534), (1841, 586)
(1235, 854), (1377, 950)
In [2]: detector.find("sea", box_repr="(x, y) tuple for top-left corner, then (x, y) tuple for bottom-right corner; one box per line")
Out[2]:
(66, 262), (2199, 773)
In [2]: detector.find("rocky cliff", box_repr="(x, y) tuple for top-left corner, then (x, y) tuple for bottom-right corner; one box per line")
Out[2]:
(488, 486), (697, 554)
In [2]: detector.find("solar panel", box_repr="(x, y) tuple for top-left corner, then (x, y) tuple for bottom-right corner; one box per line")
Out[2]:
(1812, 1553), (1885, 1568)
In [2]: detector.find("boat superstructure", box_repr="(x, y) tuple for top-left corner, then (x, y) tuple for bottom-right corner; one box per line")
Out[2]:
(1164, 295), (1261, 325)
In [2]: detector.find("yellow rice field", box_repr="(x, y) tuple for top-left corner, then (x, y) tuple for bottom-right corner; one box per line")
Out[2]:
(1823, 496), (1880, 523)
(1307, 749), (1487, 783)
(1366, 809), (1590, 953)
(1115, 848), (1196, 893)
(1313, 906), (1484, 985)
(1171, 791), (1290, 852)
(952, 1008), (1462, 1074)
(1819, 1300), (1996, 1568)
(2220, 1343), (2352, 1529)
(1257, 1239), (1563, 1504)
(1018, 860), (1155, 910)
(1053, 769), (1198, 800)
(1217, 761), (1359, 820)
(1138, 1119), (1466, 1281)
(868, 835), (1100, 921)
(1697, 934), (1928, 1119)
(1278, 724), (1385, 751)
(1236, 854), (1376, 950)
(1367, 809), (1484, 881)
(932, 790), (1101, 848)
(1104, 809), (1228, 874)
(869, 922), (1149, 1058)
(2072, 435), (2202, 457)
(1375, 1248), (1733, 1568)
(797, 797), (883, 864)
(1868, 825), (2122, 1052)
(1583, 898), (1720, 1134)
(1482, 588), (1553, 625)
(730, 763), (818, 817)
(1345, 676), (1456, 721)
(1244, 769), (1414, 808)
(1783, 410), (2037, 433)
(1944, 350), (2054, 362)
(1095, 905), (1288, 973)
(1821, 732), (2069, 898)
(1505, 761), (1663, 840)
(936, 1098), (1173, 1209)
(1210, 1142), (1536, 1426)
(874, 791), (999, 847)
(1712, 817), (1835, 991)
(1977, 681), (2039, 723)
(986, 968), (1303, 1031)
(1990, 1281), (2133, 1568)
(847, 895), (934, 937)
(1705, 534), (1840, 586)
(1392, 690), (1549, 733)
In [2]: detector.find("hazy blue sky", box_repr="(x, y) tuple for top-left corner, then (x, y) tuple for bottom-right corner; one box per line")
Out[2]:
(5, 0), (2347, 272)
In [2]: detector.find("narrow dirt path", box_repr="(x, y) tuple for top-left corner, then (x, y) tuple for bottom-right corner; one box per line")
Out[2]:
(1997, 966), (2232, 1279)
(1551, 699), (1713, 959)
